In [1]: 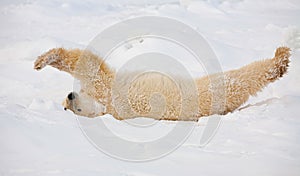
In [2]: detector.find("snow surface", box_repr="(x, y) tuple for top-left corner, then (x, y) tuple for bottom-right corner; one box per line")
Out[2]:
(1, 0), (300, 175)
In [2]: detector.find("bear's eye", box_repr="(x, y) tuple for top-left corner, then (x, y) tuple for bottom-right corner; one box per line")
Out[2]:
(77, 109), (81, 112)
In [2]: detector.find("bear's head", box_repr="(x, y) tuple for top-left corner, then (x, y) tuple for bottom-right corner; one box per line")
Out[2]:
(62, 92), (106, 118)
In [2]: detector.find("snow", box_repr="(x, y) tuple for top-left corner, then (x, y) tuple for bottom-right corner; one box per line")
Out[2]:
(1, 0), (300, 175)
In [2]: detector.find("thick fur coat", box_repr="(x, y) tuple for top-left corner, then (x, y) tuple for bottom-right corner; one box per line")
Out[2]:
(34, 47), (291, 121)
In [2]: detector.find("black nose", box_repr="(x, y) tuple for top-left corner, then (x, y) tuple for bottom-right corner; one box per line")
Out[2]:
(67, 92), (75, 100)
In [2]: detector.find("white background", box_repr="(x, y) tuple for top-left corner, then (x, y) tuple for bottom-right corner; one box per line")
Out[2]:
(0, 0), (300, 175)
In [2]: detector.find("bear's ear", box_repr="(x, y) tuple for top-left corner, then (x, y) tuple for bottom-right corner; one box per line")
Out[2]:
(67, 92), (76, 100)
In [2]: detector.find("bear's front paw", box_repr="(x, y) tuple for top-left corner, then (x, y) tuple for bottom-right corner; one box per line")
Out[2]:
(34, 52), (59, 70)
(34, 56), (47, 70)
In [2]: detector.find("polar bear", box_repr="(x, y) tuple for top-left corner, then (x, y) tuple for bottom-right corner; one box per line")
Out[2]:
(34, 47), (291, 121)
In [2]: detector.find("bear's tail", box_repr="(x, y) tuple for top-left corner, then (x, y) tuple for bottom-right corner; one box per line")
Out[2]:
(266, 47), (291, 82)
